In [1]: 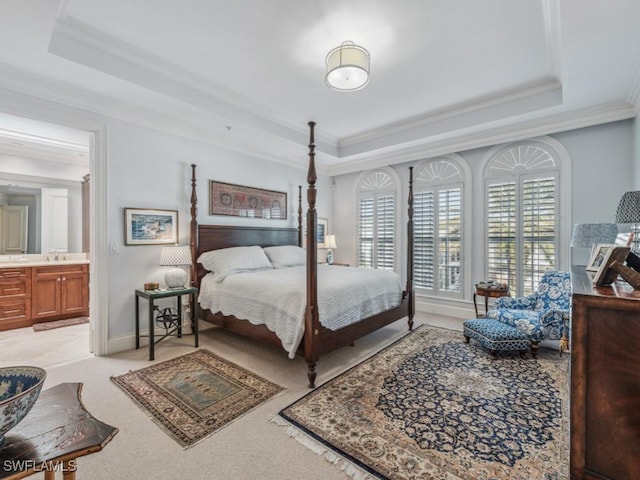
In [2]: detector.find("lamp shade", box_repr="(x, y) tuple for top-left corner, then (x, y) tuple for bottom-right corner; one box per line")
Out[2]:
(160, 245), (191, 289)
(325, 235), (337, 250)
(159, 245), (191, 266)
(570, 223), (618, 248)
(615, 191), (640, 223)
(325, 41), (370, 92)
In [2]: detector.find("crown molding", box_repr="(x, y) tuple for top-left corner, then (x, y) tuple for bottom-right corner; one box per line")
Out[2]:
(0, 63), (315, 172)
(49, 16), (339, 155)
(0, 61), (634, 181)
(326, 101), (636, 176)
(336, 78), (563, 157)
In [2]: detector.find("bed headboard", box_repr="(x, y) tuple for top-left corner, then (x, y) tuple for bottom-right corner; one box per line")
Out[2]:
(196, 224), (298, 285)
(198, 224), (298, 251)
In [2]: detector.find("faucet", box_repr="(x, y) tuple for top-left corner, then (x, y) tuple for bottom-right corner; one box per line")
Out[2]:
(49, 250), (59, 261)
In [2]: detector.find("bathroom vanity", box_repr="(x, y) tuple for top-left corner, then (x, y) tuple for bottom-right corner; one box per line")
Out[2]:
(0, 257), (88, 331)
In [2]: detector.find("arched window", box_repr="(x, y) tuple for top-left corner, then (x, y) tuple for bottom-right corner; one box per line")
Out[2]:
(356, 168), (399, 270)
(414, 156), (467, 297)
(484, 138), (570, 296)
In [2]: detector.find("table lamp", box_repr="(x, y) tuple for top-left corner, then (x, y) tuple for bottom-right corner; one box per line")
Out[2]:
(159, 245), (192, 289)
(570, 223), (618, 258)
(325, 235), (337, 265)
(615, 191), (640, 254)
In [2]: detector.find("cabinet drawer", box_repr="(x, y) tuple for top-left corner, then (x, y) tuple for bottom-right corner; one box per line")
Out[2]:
(0, 297), (31, 322)
(0, 280), (30, 297)
(32, 264), (88, 277)
(0, 267), (29, 281)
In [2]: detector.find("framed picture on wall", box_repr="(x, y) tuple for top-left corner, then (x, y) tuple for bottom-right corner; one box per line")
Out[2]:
(124, 208), (178, 245)
(209, 180), (287, 219)
(317, 218), (328, 248)
(302, 217), (328, 248)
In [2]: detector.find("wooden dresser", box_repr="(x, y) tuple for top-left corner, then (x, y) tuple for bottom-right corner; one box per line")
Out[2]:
(570, 265), (640, 480)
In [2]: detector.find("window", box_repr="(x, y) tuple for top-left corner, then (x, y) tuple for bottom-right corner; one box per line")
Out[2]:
(414, 158), (466, 296)
(357, 168), (399, 270)
(485, 141), (565, 296)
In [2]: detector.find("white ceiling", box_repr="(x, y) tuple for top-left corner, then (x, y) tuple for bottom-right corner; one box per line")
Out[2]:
(0, 0), (639, 175)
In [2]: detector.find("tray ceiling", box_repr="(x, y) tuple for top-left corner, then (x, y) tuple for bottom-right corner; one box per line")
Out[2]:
(0, 0), (639, 174)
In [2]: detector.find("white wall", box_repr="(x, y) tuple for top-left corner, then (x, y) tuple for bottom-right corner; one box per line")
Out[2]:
(331, 119), (634, 318)
(104, 119), (331, 340)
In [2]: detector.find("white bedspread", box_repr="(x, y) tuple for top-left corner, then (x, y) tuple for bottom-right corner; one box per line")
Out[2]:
(198, 265), (403, 358)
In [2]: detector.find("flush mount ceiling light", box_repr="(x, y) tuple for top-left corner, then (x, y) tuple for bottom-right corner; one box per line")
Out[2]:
(325, 41), (370, 92)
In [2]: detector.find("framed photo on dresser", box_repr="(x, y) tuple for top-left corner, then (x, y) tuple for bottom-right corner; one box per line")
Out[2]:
(592, 245), (631, 286)
(586, 244), (615, 272)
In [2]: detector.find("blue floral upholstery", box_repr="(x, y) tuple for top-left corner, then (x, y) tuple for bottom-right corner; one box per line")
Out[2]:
(463, 318), (530, 357)
(486, 271), (571, 350)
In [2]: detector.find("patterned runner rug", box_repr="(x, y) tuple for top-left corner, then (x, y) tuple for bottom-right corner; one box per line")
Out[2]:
(33, 316), (89, 331)
(112, 349), (284, 447)
(278, 325), (569, 479)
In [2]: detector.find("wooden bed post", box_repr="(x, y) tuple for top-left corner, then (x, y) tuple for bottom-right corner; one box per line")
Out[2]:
(297, 185), (303, 247)
(407, 166), (415, 330)
(190, 164), (198, 287)
(304, 121), (320, 388)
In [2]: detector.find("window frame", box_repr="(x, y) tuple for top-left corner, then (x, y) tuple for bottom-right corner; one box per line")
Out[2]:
(413, 155), (469, 299)
(482, 137), (571, 297)
(355, 167), (401, 271)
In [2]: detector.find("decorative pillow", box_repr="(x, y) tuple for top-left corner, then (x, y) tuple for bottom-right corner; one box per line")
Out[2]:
(263, 245), (306, 268)
(198, 246), (272, 282)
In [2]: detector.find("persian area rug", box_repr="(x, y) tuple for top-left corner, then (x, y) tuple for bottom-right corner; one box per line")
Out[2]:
(112, 349), (284, 447)
(278, 325), (569, 480)
(33, 316), (89, 331)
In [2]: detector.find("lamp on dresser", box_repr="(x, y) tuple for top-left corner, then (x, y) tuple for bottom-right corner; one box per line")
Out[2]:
(615, 190), (640, 254)
(570, 223), (618, 259)
(159, 245), (192, 289)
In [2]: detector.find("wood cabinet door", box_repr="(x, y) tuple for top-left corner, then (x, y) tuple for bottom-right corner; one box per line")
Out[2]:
(31, 273), (61, 319)
(61, 271), (89, 315)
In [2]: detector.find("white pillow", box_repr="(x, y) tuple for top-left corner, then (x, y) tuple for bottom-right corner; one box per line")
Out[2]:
(198, 246), (272, 282)
(263, 245), (306, 268)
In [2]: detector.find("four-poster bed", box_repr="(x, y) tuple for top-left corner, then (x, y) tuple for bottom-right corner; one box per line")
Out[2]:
(189, 121), (415, 388)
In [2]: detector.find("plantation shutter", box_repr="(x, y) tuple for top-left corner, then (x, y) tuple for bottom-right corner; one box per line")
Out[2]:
(486, 166), (558, 296)
(486, 181), (517, 291)
(521, 176), (556, 294)
(413, 158), (465, 297)
(414, 191), (435, 289)
(376, 195), (395, 270)
(356, 169), (398, 271)
(438, 187), (462, 292)
(358, 197), (374, 268)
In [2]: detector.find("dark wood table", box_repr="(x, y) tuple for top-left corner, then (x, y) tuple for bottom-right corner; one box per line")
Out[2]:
(473, 285), (510, 317)
(0, 383), (117, 479)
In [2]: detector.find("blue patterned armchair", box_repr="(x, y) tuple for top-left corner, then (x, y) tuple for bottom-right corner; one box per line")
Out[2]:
(486, 270), (571, 357)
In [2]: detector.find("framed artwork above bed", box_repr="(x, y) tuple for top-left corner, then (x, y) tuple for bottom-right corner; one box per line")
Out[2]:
(209, 180), (287, 220)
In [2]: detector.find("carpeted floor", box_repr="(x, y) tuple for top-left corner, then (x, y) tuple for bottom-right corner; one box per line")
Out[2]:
(111, 349), (284, 447)
(278, 325), (569, 480)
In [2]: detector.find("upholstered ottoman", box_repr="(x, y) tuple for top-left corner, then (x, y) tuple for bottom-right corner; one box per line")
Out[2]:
(463, 318), (530, 358)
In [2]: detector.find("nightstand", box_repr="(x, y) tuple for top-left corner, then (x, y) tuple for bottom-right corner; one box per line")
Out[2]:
(135, 286), (198, 360)
(320, 262), (350, 266)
